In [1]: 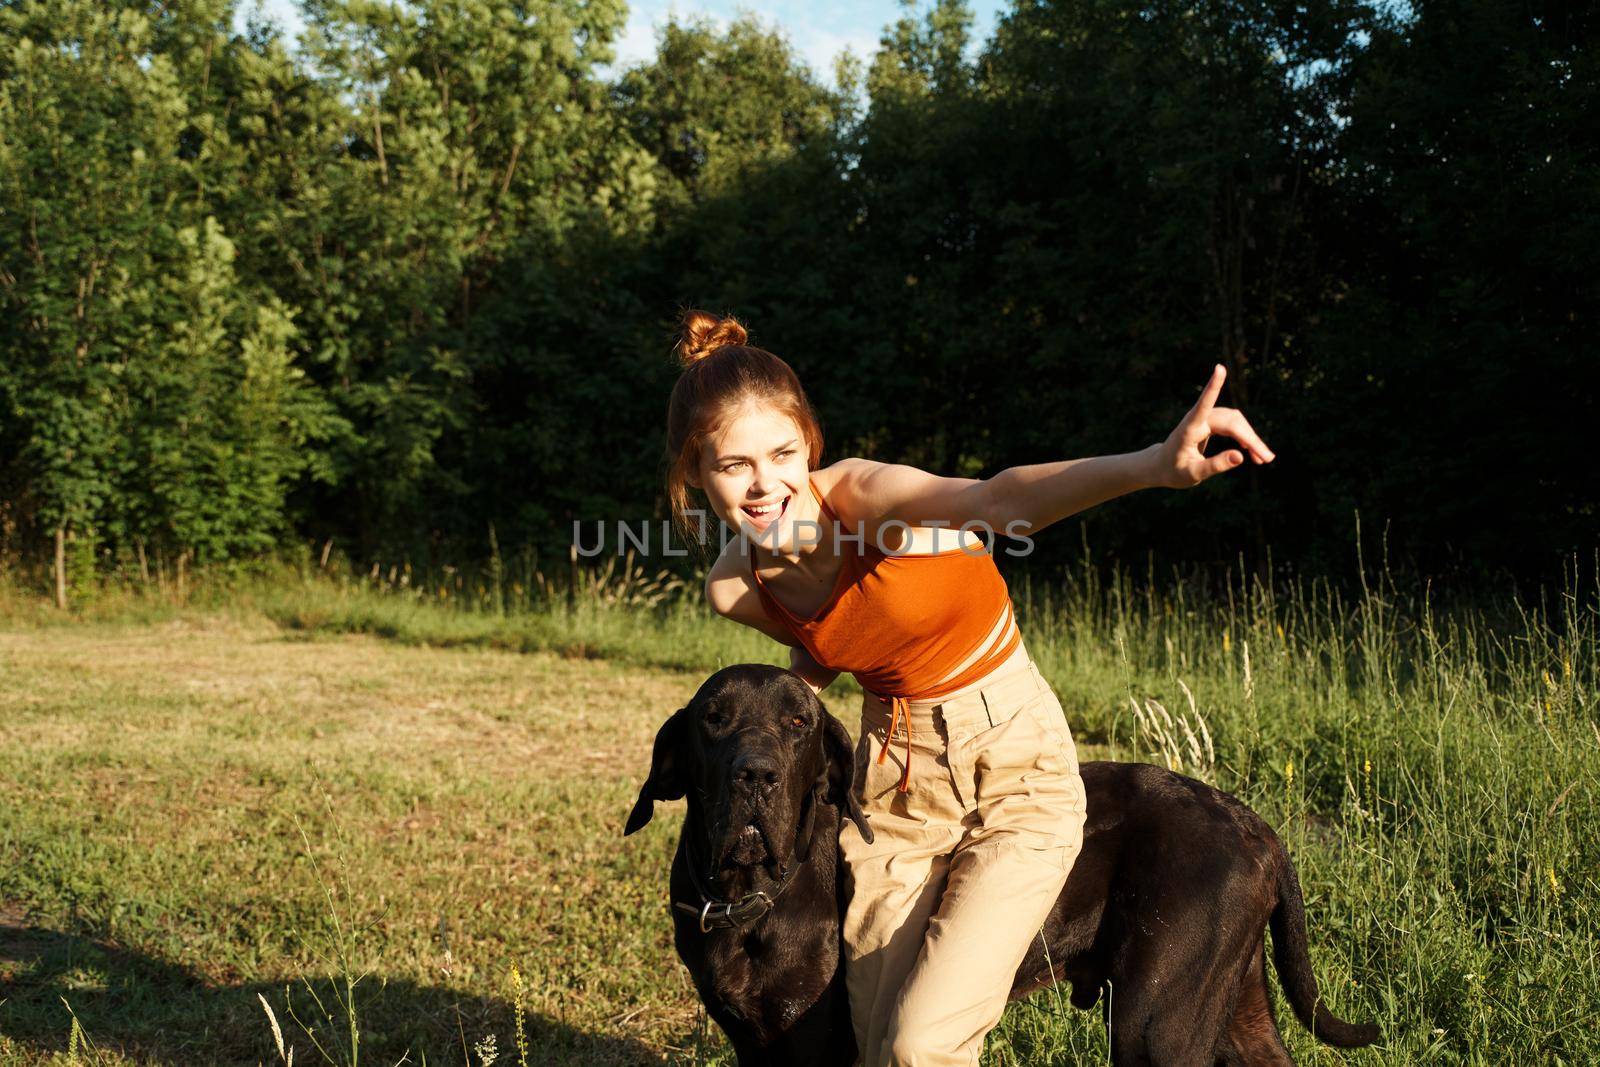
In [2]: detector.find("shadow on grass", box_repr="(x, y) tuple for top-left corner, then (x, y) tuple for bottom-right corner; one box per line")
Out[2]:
(0, 914), (666, 1066)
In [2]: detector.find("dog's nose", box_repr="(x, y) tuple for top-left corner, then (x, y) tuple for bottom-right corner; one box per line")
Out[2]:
(731, 752), (780, 795)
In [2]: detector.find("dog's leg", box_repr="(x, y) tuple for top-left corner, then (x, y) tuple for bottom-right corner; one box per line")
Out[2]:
(1217, 941), (1295, 1067)
(1107, 901), (1255, 1067)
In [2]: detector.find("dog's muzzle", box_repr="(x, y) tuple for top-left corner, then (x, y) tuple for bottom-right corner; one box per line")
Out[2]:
(675, 783), (820, 932)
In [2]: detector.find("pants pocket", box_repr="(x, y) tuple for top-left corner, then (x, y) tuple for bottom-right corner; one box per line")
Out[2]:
(1020, 685), (1080, 776)
(968, 691), (1086, 855)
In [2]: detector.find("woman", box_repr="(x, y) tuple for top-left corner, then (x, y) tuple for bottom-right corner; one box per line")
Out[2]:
(663, 309), (1274, 1066)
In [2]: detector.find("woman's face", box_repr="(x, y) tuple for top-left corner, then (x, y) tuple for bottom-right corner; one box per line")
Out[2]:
(695, 406), (812, 551)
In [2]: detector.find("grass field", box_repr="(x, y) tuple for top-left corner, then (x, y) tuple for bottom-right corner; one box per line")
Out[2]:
(0, 549), (1595, 1065)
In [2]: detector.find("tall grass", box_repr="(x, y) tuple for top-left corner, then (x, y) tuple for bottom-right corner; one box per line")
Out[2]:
(1, 531), (1595, 1063)
(997, 545), (1599, 1062)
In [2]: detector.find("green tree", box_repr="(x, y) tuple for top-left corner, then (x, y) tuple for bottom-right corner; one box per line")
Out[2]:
(0, 1), (192, 603)
(0, 1), (334, 601)
(613, 12), (852, 216)
(1308, 0), (1600, 580)
(115, 217), (334, 579)
(245, 0), (650, 555)
(456, 12), (855, 555)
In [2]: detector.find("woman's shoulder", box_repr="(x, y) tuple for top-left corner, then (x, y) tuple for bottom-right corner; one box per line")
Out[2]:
(705, 534), (757, 611)
(704, 538), (800, 644)
(812, 458), (984, 555)
(811, 458), (876, 529)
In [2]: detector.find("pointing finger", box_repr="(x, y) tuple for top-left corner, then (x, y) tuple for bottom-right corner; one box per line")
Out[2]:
(1192, 364), (1226, 419)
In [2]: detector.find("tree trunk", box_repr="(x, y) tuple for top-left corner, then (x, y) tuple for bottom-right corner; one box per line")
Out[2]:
(54, 525), (66, 610)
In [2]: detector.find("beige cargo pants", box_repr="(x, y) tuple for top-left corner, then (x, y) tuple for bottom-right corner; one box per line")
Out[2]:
(838, 656), (1087, 1067)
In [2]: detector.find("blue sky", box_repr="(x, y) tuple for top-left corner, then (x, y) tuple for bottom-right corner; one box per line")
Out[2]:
(232, 0), (1011, 86)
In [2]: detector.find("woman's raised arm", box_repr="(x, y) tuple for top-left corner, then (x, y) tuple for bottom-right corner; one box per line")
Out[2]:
(832, 365), (1273, 541)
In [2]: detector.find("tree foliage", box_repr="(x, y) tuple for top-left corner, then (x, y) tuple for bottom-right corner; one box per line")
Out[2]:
(0, 0), (1592, 596)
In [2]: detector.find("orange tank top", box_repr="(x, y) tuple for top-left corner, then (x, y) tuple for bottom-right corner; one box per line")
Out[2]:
(750, 475), (1022, 790)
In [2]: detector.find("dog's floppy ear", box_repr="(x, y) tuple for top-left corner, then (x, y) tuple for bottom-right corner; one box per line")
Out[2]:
(624, 705), (691, 836)
(821, 710), (874, 844)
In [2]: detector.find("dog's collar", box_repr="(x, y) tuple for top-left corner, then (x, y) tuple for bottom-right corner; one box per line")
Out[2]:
(674, 784), (819, 933)
(674, 889), (785, 932)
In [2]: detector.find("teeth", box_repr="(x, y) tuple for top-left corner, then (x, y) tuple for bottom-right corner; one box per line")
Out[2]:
(744, 496), (786, 517)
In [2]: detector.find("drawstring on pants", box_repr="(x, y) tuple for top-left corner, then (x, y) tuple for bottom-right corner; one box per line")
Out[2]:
(873, 693), (913, 794)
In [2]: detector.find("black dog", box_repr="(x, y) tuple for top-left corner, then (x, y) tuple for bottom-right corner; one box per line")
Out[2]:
(624, 664), (1379, 1065)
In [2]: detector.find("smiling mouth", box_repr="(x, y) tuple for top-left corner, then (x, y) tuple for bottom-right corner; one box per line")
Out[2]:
(741, 495), (789, 522)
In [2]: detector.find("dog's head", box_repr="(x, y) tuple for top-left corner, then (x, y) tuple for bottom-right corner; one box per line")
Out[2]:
(623, 664), (873, 877)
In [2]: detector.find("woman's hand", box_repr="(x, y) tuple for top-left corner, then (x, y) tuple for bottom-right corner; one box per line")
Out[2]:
(789, 644), (840, 695)
(1149, 364), (1276, 490)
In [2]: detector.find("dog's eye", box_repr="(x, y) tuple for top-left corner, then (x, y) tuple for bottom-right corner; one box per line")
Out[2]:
(789, 715), (806, 729)
(704, 711), (724, 727)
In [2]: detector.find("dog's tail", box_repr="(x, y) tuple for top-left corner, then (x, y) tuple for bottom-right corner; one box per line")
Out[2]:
(1267, 840), (1380, 1048)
